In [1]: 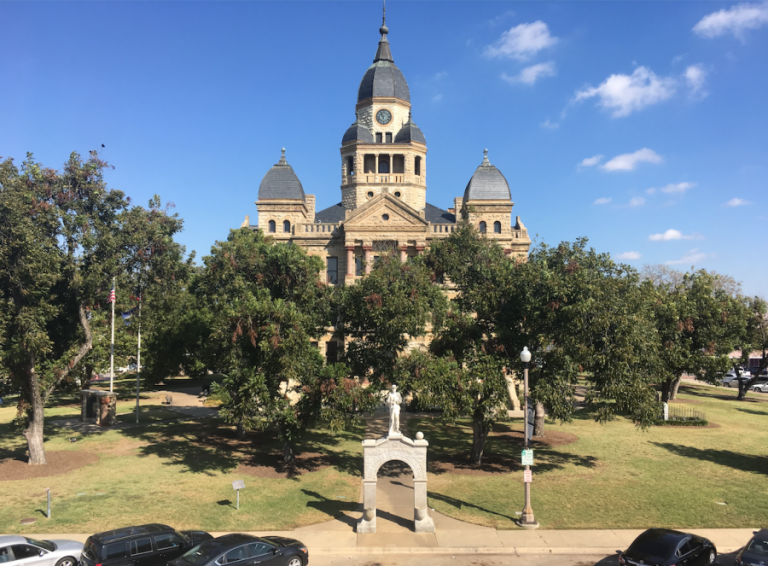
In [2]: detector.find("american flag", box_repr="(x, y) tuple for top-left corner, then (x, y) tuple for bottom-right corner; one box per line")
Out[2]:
(108, 286), (115, 303)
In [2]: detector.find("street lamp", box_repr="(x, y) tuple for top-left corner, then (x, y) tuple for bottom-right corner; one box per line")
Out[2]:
(519, 346), (539, 528)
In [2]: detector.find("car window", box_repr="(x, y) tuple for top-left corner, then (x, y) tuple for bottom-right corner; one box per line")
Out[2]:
(24, 540), (54, 553)
(0, 547), (12, 564)
(746, 537), (768, 557)
(104, 543), (128, 560)
(155, 535), (183, 551)
(679, 540), (695, 555)
(244, 544), (272, 557)
(130, 539), (153, 556)
(11, 546), (39, 560)
(221, 546), (249, 564)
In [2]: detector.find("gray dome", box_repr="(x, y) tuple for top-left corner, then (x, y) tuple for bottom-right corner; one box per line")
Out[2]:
(357, 23), (410, 102)
(342, 114), (374, 144)
(394, 114), (425, 144)
(258, 149), (305, 201)
(463, 150), (511, 201)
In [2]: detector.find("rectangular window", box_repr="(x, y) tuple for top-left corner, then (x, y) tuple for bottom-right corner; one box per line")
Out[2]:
(375, 132), (383, 143)
(326, 341), (338, 364)
(385, 132), (392, 143)
(355, 256), (363, 276)
(105, 544), (128, 561)
(327, 257), (338, 285)
(131, 539), (153, 556)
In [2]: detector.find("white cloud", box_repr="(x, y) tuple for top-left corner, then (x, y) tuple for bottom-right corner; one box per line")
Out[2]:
(574, 66), (677, 117)
(693, 2), (768, 40)
(616, 251), (642, 260)
(540, 119), (559, 130)
(685, 65), (708, 98)
(432, 93), (444, 103)
(502, 61), (557, 85)
(593, 197), (612, 205)
(602, 148), (663, 172)
(726, 197), (751, 206)
(485, 21), (558, 61)
(629, 197), (645, 207)
(434, 71), (448, 80)
(648, 182), (697, 194)
(649, 229), (704, 241)
(666, 248), (708, 265)
(580, 154), (604, 167)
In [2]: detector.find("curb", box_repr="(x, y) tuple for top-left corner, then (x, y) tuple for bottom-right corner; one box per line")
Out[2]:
(311, 546), (743, 556)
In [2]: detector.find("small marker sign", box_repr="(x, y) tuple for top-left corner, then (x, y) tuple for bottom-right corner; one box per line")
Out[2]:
(523, 470), (532, 483)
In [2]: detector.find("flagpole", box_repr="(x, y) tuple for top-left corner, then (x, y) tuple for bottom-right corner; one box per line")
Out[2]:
(136, 297), (141, 424)
(110, 277), (115, 393)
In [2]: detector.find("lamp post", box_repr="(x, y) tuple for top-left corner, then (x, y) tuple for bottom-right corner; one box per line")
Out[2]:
(519, 346), (539, 528)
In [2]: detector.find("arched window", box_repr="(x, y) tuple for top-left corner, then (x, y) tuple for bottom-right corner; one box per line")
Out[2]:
(346, 156), (354, 174)
(283, 220), (291, 233)
(494, 221), (501, 234)
(268, 220), (276, 233)
(479, 221), (487, 234)
(378, 159), (390, 174)
(415, 156), (422, 176)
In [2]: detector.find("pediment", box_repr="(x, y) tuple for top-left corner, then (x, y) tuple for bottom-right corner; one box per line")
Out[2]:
(344, 194), (428, 227)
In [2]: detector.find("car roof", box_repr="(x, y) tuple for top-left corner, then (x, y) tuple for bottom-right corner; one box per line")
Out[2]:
(634, 528), (690, 546)
(193, 534), (261, 555)
(90, 524), (174, 544)
(0, 536), (28, 547)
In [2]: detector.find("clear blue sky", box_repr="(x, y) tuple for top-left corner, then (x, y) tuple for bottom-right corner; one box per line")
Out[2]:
(2, 1), (766, 296)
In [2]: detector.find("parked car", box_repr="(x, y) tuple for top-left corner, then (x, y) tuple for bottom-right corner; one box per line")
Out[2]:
(0, 535), (83, 566)
(619, 528), (716, 566)
(736, 529), (768, 566)
(752, 382), (768, 393)
(80, 525), (211, 566)
(169, 534), (308, 566)
(721, 370), (752, 388)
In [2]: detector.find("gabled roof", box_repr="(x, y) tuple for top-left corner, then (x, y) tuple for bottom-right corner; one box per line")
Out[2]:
(315, 202), (345, 223)
(425, 203), (455, 224)
(344, 193), (428, 227)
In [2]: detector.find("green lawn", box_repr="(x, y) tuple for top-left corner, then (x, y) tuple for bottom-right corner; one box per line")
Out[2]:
(419, 383), (768, 530)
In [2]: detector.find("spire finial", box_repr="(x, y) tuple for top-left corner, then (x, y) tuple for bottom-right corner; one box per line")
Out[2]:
(279, 148), (287, 164)
(482, 149), (490, 165)
(380, 0), (389, 35)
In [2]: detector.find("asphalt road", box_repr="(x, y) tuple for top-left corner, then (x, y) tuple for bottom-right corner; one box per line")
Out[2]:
(309, 551), (739, 566)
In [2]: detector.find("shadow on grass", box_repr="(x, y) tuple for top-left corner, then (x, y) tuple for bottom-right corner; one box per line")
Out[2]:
(301, 489), (361, 524)
(427, 491), (517, 522)
(677, 386), (766, 403)
(651, 442), (768, 475)
(735, 407), (768, 416)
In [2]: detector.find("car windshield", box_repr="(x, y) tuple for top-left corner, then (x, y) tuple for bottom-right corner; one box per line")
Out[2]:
(26, 539), (56, 552)
(181, 543), (219, 565)
(747, 538), (768, 557)
(82, 540), (98, 560)
(628, 537), (675, 560)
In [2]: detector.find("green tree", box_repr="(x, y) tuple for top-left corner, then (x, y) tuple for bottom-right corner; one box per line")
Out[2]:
(192, 228), (333, 462)
(646, 270), (747, 401)
(734, 296), (767, 400)
(334, 252), (447, 392)
(0, 152), (181, 464)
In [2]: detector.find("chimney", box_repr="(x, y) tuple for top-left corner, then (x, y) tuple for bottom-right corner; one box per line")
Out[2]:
(305, 194), (316, 223)
(454, 197), (463, 218)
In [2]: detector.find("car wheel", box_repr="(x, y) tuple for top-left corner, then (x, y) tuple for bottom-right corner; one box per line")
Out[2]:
(287, 557), (303, 566)
(708, 549), (716, 564)
(56, 557), (77, 566)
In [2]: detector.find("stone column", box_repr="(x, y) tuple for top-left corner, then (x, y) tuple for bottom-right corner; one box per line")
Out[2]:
(358, 479), (377, 533)
(375, 155), (379, 181)
(399, 245), (408, 262)
(413, 480), (435, 532)
(345, 246), (355, 277)
(363, 245), (373, 274)
(415, 245), (425, 256)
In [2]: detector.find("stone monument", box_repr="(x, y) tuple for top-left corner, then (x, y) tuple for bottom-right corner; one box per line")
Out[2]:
(357, 385), (435, 534)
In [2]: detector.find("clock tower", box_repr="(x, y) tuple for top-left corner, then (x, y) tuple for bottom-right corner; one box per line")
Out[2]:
(339, 10), (427, 213)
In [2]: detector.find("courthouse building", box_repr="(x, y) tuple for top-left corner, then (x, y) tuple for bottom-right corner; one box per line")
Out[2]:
(244, 13), (532, 361)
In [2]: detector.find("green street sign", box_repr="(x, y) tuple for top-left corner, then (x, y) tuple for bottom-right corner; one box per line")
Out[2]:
(521, 449), (533, 466)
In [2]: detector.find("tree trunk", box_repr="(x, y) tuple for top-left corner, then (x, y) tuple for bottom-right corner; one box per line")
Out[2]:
(470, 414), (488, 465)
(737, 378), (751, 401)
(660, 378), (672, 402)
(236, 422), (246, 440)
(669, 376), (682, 400)
(283, 440), (295, 465)
(533, 401), (546, 437)
(20, 357), (47, 465)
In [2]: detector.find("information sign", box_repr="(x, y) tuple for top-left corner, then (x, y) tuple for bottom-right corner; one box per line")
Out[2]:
(521, 449), (533, 466)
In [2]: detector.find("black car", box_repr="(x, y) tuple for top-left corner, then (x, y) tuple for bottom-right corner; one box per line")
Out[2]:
(81, 524), (212, 566)
(620, 529), (716, 566)
(169, 534), (308, 566)
(736, 529), (768, 566)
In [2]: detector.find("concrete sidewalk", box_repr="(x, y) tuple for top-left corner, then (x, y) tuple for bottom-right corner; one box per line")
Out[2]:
(26, 528), (757, 556)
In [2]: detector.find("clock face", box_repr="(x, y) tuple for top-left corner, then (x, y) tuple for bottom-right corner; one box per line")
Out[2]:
(376, 109), (392, 125)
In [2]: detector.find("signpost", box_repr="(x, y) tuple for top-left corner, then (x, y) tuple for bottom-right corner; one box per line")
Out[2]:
(232, 480), (245, 510)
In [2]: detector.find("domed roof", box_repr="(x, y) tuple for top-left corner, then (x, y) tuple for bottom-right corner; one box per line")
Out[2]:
(342, 113), (374, 144)
(258, 149), (305, 201)
(394, 113), (426, 144)
(463, 150), (511, 202)
(357, 20), (410, 103)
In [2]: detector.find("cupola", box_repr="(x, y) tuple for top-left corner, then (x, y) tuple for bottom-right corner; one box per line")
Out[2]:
(463, 150), (511, 202)
(258, 148), (305, 201)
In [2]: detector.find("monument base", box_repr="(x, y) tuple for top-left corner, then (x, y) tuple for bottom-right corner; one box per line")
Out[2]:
(357, 510), (376, 533)
(414, 508), (435, 533)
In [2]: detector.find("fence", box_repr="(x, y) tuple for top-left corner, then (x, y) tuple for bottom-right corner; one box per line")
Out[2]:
(660, 403), (707, 422)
